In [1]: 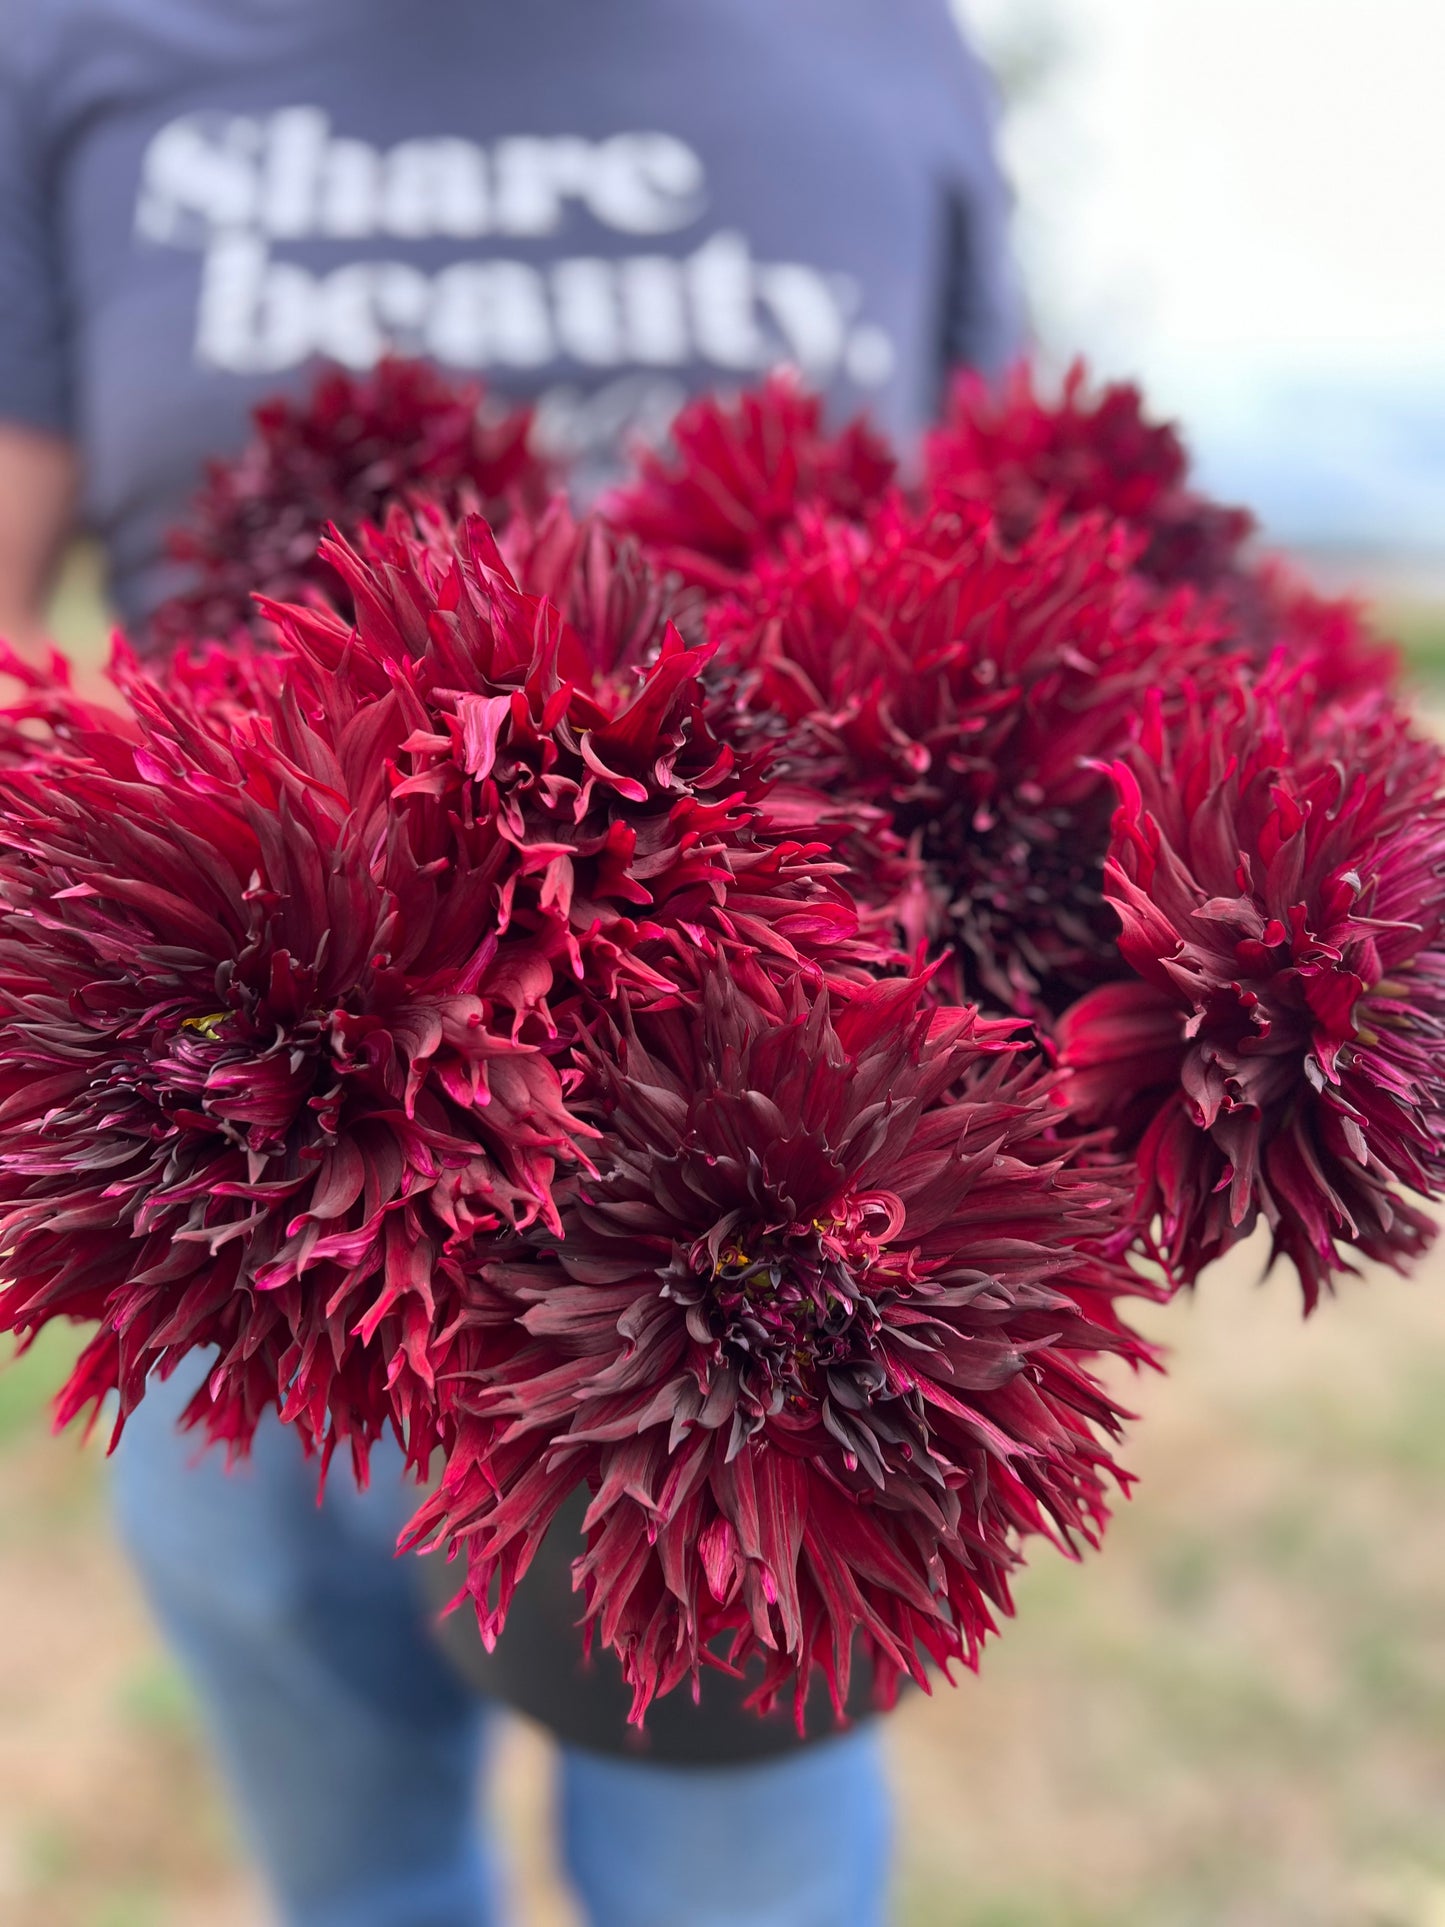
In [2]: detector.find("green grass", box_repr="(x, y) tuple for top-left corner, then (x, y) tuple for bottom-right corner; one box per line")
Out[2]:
(1385, 602), (1445, 679)
(45, 543), (110, 663)
(84, 1897), (166, 1927)
(0, 1326), (85, 1451)
(22, 1822), (76, 1887)
(115, 1660), (196, 1737)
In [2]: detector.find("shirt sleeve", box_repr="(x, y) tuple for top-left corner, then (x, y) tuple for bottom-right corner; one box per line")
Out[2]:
(922, 1), (1029, 376)
(0, 26), (73, 436)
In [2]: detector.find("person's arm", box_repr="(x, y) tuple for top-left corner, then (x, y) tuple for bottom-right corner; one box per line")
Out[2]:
(0, 11), (80, 663)
(0, 422), (79, 658)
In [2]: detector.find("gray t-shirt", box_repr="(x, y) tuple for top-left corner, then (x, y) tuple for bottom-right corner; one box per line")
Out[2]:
(0, 0), (1018, 629)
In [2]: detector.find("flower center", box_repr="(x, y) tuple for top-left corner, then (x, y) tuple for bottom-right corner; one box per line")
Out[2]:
(909, 788), (1119, 1008)
(679, 1192), (913, 1421)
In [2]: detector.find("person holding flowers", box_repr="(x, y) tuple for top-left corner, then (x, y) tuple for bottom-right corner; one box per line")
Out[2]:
(0, 3), (1021, 1922)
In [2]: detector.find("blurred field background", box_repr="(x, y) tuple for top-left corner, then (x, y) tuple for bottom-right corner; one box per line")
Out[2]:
(0, 569), (1442, 1927)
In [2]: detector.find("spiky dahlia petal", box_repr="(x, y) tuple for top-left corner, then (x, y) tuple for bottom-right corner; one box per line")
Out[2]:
(0, 703), (590, 1474)
(497, 498), (706, 681)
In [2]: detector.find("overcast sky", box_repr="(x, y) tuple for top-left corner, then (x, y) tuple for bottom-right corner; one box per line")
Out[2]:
(956, 0), (1445, 553)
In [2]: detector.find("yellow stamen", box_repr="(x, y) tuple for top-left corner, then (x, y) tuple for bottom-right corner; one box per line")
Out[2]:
(181, 1012), (228, 1039)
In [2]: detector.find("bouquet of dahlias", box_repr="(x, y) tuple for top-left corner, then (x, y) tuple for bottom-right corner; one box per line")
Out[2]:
(3, 359), (1441, 1730)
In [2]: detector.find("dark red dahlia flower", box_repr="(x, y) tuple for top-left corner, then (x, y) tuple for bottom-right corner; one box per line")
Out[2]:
(927, 362), (1255, 598)
(270, 509), (887, 1014)
(1057, 684), (1445, 1306)
(707, 496), (1223, 1015)
(410, 965), (1149, 1725)
(147, 357), (554, 652)
(602, 373), (896, 591)
(0, 683), (592, 1475)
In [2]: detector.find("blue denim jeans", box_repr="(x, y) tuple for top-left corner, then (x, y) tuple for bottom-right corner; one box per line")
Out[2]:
(111, 1366), (892, 1927)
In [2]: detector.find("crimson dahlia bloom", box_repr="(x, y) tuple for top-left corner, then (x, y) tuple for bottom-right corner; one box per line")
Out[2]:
(274, 510), (886, 1014)
(707, 497), (1222, 1015)
(0, 683), (590, 1474)
(602, 373), (896, 591)
(927, 362), (1255, 598)
(147, 358), (553, 652)
(411, 966), (1149, 1725)
(1057, 685), (1445, 1305)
